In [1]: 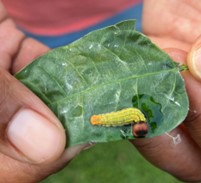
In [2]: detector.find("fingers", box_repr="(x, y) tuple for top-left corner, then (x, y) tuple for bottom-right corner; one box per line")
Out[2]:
(163, 48), (201, 148)
(181, 70), (201, 147)
(132, 48), (201, 182)
(0, 18), (25, 71)
(11, 38), (49, 74)
(187, 35), (201, 81)
(0, 69), (66, 164)
(132, 127), (201, 182)
(0, 2), (65, 164)
(166, 45), (201, 147)
(0, 3), (90, 182)
(0, 2), (49, 73)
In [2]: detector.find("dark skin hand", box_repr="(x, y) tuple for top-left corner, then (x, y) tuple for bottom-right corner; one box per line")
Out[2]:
(1, 0), (201, 182)
(132, 1), (201, 182)
(0, 3), (89, 183)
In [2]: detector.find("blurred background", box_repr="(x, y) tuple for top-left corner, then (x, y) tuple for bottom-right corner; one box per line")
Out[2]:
(41, 140), (181, 183)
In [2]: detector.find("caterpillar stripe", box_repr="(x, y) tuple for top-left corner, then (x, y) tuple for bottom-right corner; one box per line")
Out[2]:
(90, 108), (146, 127)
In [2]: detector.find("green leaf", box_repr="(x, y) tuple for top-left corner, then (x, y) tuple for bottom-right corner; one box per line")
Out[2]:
(15, 20), (189, 146)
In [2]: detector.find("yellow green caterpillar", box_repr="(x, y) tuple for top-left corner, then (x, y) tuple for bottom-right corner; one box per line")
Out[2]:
(90, 108), (148, 138)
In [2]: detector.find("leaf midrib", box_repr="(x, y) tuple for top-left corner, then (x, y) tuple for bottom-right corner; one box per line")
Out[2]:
(47, 67), (179, 105)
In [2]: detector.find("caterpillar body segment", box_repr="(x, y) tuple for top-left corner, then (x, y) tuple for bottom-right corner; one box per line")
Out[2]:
(90, 108), (148, 138)
(90, 108), (146, 126)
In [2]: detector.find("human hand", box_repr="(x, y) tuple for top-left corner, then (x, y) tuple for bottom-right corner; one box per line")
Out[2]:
(142, 0), (201, 51)
(0, 3), (89, 183)
(131, 45), (201, 182)
(131, 1), (201, 181)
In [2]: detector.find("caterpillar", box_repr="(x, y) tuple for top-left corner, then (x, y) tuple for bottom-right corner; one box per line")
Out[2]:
(90, 108), (148, 138)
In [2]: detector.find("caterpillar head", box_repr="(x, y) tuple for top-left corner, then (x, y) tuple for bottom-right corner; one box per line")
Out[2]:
(132, 121), (148, 138)
(90, 115), (102, 125)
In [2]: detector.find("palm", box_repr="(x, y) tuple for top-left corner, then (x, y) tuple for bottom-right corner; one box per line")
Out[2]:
(143, 0), (201, 51)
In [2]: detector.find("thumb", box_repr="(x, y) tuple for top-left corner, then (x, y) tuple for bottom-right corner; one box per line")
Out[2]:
(0, 68), (66, 164)
(187, 35), (201, 81)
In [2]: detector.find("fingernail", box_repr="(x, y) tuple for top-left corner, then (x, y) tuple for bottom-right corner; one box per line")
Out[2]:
(192, 47), (201, 72)
(7, 109), (65, 164)
(188, 39), (201, 81)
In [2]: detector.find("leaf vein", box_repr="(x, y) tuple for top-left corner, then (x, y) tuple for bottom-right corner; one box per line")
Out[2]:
(47, 68), (179, 105)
